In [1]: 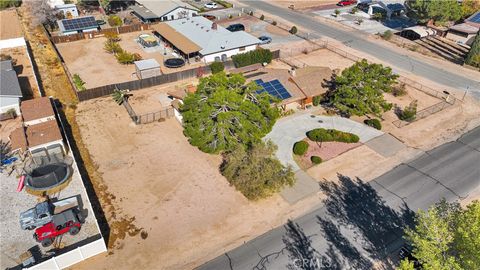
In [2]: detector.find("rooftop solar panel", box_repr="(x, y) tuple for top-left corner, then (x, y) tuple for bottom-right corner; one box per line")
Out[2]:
(255, 79), (292, 100)
(60, 16), (98, 32)
(469, 12), (480, 23)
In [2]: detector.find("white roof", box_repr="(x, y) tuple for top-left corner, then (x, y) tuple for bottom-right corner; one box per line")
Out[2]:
(404, 26), (436, 38)
(135, 59), (161, 70)
(135, 0), (196, 17)
(165, 16), (260, 56)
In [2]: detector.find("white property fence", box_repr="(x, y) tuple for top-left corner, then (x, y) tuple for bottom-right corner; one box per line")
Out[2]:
(24, 239), (107, 270)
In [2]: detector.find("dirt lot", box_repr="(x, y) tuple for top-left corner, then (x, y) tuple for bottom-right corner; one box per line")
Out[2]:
(287, 47), (355, 70)
(56, 32), (204, 89)
(0, 46), (40, 99)
(73, 83), (323, 269)
(267, 0), (339, 10)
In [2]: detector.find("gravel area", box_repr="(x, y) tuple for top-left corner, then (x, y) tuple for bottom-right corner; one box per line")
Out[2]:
(0, 151), (101, 269)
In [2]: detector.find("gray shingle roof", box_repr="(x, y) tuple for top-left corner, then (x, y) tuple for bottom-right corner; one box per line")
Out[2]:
(135, 59), (160, 70)
(165, 16), (260, 56)
(132, 0), (196, 19)
(0, 69), (22, 97)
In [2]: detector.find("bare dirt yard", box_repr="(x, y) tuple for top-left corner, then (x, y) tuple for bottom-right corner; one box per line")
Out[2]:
(287, 47), (355, 70)
(266, 0), (339, 10)
(56, 31), (204, 89)
(0, 46), (40, 99)
(73, 83), (323, 270)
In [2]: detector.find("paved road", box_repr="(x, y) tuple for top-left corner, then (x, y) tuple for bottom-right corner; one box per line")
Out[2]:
(197, 127), (480, 269)
(239, 0), (480, 97)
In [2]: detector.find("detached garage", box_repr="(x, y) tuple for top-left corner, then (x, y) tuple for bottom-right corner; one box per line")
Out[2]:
(398, 26), (436, 41)
(135, 59), (161, 79)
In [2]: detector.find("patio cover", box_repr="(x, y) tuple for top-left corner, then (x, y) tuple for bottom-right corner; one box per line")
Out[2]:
(151, 23), (201, 55)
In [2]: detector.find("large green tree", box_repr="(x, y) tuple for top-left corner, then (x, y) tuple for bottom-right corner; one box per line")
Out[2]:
(407, 0), (462, 24)
(181, 72), (279, 154)
(462, 0), (480, 18)
(401, 199), (480, 270)
(326, 59), (397, 117)
(465, 33), (480, 68)
(221, 141), (294, 200)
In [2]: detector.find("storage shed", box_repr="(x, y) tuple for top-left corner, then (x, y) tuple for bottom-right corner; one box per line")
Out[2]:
(134, 59), (161, 79)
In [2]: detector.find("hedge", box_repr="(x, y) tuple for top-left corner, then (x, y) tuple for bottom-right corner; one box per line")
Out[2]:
(306, 128), (359, 143)
(364, 119), (382, 130)
(210, 62), (224, 74)
(232, 48), (273, 68)
(293, 141), (309, 155)
(311, 156), (322, 164)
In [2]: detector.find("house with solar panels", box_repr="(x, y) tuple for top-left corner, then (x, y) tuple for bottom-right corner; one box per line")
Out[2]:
(446, 11), (480, 46)
(130, 0), (198, 23)
(57, 16), (99, 36)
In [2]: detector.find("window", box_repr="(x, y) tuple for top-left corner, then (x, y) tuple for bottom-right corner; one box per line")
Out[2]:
(171, 15), (174, 20)
(239, 46), (246, 51)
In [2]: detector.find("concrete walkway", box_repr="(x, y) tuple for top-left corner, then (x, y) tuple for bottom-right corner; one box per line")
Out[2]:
(265, 113), (384, 171)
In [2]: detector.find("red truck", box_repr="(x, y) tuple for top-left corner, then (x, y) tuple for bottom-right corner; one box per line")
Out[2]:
(33, 209), (83, 247)
(337, 0), (357, 6)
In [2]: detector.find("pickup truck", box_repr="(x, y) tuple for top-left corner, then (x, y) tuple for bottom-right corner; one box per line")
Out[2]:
(20, 197), (78, 230)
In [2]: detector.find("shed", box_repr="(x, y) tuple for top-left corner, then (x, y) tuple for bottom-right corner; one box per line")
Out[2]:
(134, 59), (161, 79)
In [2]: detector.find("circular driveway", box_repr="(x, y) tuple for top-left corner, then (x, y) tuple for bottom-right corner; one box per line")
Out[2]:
(264, 113), (384, 170)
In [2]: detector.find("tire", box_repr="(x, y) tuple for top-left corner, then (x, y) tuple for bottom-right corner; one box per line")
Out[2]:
(41, 238), (54, 247)
(69, 226), (80, 235)
(27, 226), (35, 230)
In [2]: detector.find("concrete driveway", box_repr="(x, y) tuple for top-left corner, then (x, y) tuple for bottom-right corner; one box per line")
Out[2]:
(265, 113), (383, 171)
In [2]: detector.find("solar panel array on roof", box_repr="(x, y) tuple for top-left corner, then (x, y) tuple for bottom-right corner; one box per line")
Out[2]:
(61, 16), (97, 32)
(255, 79), (292, 100)
(469, 12), (480, 23)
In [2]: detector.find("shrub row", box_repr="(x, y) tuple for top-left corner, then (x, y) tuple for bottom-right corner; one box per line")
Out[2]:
(306, 128), (359, 143)
(103, 34), (141, 65)
(364, 118), (382, 130)
(232, 48), (273, 68)
(293, 141), (309, 155)
(213, 0), (233, 8)
(210, 62), (225, 74)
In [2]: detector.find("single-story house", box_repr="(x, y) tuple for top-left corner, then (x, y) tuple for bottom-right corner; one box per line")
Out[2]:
(290, 66), (333, 105)
(25, 120), (64, 153)
(57, 16), (99, 36)
(151, 16), (260, 63)
(55, 3), (79, 18)
(135, 59), (161, 79)
(21, 97), (56, 126)
(130, 0), (198, 23)
(446, 23), (479, 46)
(0, 60), (23, 116)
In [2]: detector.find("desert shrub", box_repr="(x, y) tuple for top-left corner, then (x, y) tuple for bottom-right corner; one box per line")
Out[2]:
(210, 62), (225, 74)
(293, 141), (309, 155)
(398, 100), (417, 122)
(232, 48), (273, 68)
(6, 108), (17, 118)
(104, 31), (120, 42)
(260, 14), (265, 20)
(249, 11), (253, 16)
(116, 50), (140, 64)
(72, 74), (86, 91)
(392, 82), (407, 96)
(108, 15), (123, 27)
(272, 21), (277, 26)
(372, 12), (385, 21)
(334, 9), (340, 16)
(307, 128), (359, 143)
(289, 26), (298, 34)
(221, 141), (295, 200)
(310, 156), (322, 164)
(351, 7), (358, 14)
(381, 30), (393, 40)
(213, 0), (233, 8)
(104, 40), (122, 54)
(312, 95), (322, 106)
(465, 34), (480, 67)
(364, 118), (382, 130)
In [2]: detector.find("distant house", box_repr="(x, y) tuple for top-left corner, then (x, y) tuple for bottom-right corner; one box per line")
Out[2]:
(55, 3), (79, 18)
(57, 16), (99, 35)
(151, 16), (260, 63)
(130, 0), (198, 23)
(0, 9), (26, 49)
(0, 60), (23, 116)
(446, 11), (480, 46)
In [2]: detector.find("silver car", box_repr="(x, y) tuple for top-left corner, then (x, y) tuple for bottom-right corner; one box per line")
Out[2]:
(258, 36), (272, 44)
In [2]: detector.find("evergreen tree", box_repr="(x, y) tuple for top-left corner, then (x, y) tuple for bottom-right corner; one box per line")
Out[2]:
(465, 33), (480, 68)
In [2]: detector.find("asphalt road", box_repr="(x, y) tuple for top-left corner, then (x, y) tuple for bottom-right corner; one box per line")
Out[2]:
(197, 126), (480, 270)
(239, 0), (480, 97)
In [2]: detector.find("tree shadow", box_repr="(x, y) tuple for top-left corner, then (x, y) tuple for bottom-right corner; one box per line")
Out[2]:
(283, 219), (320, 270)
(319, 174), (415, 267)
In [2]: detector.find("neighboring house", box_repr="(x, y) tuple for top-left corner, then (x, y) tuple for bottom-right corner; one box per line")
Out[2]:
(398, 26), (436, 41)
(446, 11), (480, 46)
(56, 3), (79, 18)
(20, 97), (56, 126)
(0, 60), (23, 116)
(151, 16), (260, 63)
(0, 9), (26, 49)
(130, 0), (198, 23)
(57, 16), (99, 35)
(25, 120), (64, 153)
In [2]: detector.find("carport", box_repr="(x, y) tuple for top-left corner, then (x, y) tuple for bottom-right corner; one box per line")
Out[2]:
(151, 23), (201, 61)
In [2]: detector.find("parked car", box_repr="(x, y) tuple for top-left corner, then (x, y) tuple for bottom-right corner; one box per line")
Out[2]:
(258, 35), (272, 44)
(337, 0), (357, 6)
(20, 197), (79, 230)
(33, 209), (83, 247)
(202, 14), (216, 21)
(226, 23), (245, 32)
(204, 2), (217, 9)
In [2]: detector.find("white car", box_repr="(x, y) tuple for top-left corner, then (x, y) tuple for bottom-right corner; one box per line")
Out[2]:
(204, 2), (217, 9)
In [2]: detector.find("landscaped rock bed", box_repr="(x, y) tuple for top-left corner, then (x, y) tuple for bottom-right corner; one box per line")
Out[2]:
(294, 139), (362, 169)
